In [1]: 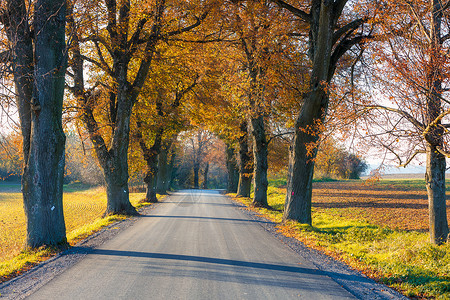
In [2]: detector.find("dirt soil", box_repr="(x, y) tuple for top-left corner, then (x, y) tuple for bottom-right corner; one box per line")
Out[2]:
(312, 181), (450, 232)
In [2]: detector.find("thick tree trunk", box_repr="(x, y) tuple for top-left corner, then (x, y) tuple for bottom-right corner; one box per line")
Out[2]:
(251, 115), (268, 207)
(237, 122), (253, 198)
(423, 0), (449, 244)
(137, 125), (163, 203)
(426, 145), (449, 244)
(202, 162), (209, 189)
(167, 148), (176, 190)
(102, 94), (137, 215)
(226, 145), (239, 193)
(4, 0), (33, 165)
(156, 147), (170, 194)
(284, 89), (328, 224)
(193, 163), (200, 189)
(143, 156), (158, 203)
(21, 0), (67, 247)
(283, 2), (334, 224)
(104, 170), (134, 214)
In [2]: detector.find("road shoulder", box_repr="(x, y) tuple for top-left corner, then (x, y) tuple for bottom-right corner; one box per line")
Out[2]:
(227, 197), (409, 300)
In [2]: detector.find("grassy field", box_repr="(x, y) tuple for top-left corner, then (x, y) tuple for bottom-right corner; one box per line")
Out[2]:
(0, 183), (149, 282)
(231, 178), (450, 299)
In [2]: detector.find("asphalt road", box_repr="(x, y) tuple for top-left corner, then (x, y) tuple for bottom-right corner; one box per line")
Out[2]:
(25, 190), (358, 299)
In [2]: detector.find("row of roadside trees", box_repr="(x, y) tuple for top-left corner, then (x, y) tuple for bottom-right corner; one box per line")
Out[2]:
(0, 0), (448, 251)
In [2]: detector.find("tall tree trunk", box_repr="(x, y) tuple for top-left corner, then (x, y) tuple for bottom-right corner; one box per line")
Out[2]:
(426, 145), (448, 244)
(283, 1), (333, 223)
(284, 90), (328, 223)
(21, 0), (67, 247)
(67, 0), (168, 216)
(226, 144), (239, 193)
(167, 147), (177, 190)
(193, 163), (200, 189)
(3, 0), (33, 165)
(156, 145), (170, 194)
(251, 115), (268, 207)
(102, 93), (137, 215)
(144, 166), (158, 202)
(138, 125), (163, 203)
(202, 162), (209, 189)
(237, 121), (253, 197)
(424, 0), (449, 244)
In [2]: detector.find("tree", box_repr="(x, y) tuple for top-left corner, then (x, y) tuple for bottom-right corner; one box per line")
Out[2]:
(1, 0), (67, 248)
(134, 81), (194, 202)
(225, 143), (239, 192)
(314, 138), (367, 179)
(272, 0), (375, 224)
(156, 138), (176, 194)
(190, 130), (213, 189)
(363, 0), (450, 244)
(67, 0), (208, 215)
(236, 121), (253, 197)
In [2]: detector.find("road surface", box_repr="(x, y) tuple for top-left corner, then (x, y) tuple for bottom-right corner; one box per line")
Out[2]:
(23, 190), (363, 299)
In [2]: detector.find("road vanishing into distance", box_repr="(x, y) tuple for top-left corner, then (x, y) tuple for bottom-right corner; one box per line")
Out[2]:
(2, 190), (407, 299)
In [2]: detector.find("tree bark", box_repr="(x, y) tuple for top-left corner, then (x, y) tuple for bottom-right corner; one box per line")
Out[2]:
(3, 0), (33, 165)
(237, 121), (253, 198)
(424, 0), (449, 244)
(226, 144), (239, 193)
(284, 89), (328, 223)
(283, 1), (335, 223)
(156, 144), (170, 194)
(202, 162), (209, 189)
(251, 115), (268, 207)
(193, 163), (200, 189)
(138, 125), (163, 203)
(426, 145), (449, 244)
(20, 0), (67, 247)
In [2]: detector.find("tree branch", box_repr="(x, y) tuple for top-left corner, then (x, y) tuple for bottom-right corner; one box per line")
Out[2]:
(0, 50), (10, 63)
(128, 18), (148, 54)
(332, 18), (365, 46)
(363, 104), (425, 130)
(405, 1), (431, 43)
(166, 11), (208, 37)
(270, 0), (311, 23)
(80, 54), (113, 76)
(333, 0), (349, 22)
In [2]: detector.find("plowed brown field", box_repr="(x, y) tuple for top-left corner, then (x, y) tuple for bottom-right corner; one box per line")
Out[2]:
(312, 181), (450, 232)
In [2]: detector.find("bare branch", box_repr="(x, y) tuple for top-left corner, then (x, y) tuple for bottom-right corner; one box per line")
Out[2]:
(422, 109), (450, 138)
(405, 1), (431, 43)
(399, 150), (426, 167)
(436, 146), (450, 158)
(363, 105), (425, 130)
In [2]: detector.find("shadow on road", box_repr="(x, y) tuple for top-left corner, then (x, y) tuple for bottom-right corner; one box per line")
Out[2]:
(70, 247), (373, 286)
(140, 215), (273, 224)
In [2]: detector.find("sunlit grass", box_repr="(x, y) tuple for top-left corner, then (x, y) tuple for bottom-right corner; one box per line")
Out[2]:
(0, 183), (157, 282)
(230, 179), (450, 299)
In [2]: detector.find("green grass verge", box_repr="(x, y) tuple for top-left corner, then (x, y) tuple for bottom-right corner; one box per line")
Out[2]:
(231, 181), (450, 299)
(0, 189), (164, 283)
(0, 214), (126, 282)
